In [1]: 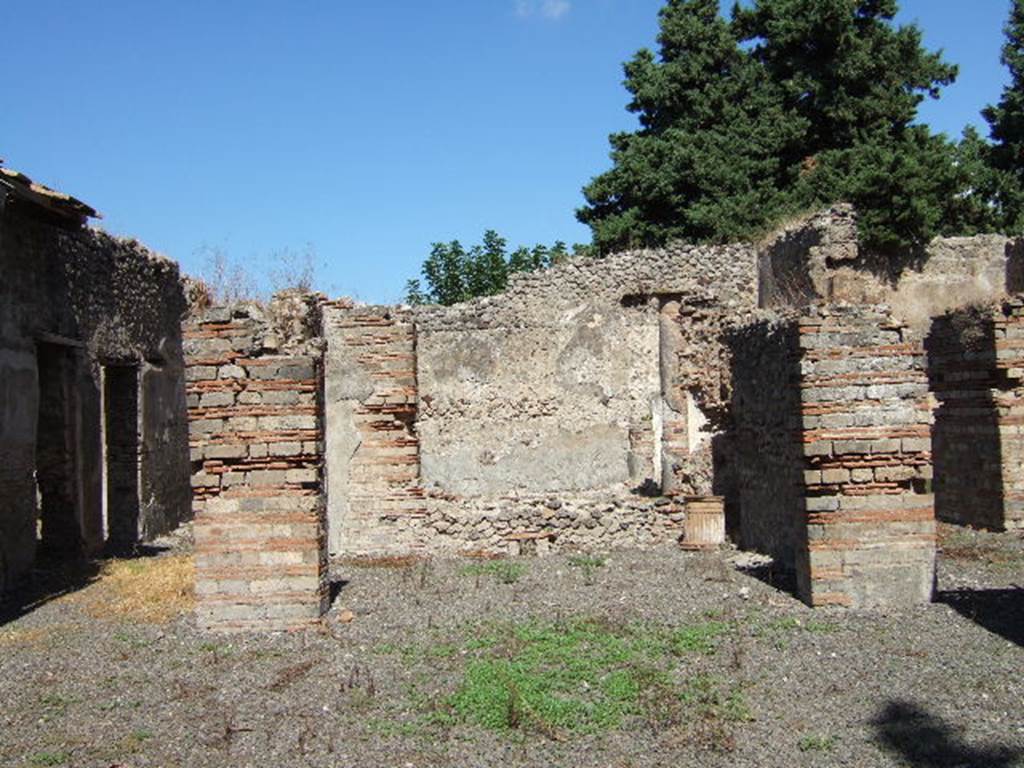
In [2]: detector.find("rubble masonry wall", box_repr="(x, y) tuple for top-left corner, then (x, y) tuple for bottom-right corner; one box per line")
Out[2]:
(0, 198), (189, 594)
(323, 242), (759, 557)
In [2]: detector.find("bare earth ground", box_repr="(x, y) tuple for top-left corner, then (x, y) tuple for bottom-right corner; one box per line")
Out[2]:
(1, 525), (1022, 768)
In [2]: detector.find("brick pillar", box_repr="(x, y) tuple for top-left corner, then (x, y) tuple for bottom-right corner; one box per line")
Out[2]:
(323, 305), (424, 557)
(797, 307), (935, 608)
(993, 298), (1024, 530)
(928, 298), (1024, 531)
(186, 304), (328, 632)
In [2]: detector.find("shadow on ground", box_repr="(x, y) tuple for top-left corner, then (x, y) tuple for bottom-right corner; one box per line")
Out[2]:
(873, 700), (1022, 767)
(734, 560), (800, 601)
(937, 587), (1024, 648)
(0, 545), (169, 627)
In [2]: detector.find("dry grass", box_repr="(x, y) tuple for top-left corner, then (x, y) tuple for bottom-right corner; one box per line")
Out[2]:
(76, 555), (194, 624)
(0, 627), (52, 648)
(940, 527), (1004, 561)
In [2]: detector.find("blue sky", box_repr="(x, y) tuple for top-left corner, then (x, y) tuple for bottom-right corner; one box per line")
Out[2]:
(2, 1), (1014, 303)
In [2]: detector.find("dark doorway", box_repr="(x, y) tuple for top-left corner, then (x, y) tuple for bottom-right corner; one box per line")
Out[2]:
(34, 343), (83, 558)
(103, 364), (140, 553)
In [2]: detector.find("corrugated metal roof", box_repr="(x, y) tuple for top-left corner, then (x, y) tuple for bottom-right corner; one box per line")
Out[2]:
(0, 162), (100, 223)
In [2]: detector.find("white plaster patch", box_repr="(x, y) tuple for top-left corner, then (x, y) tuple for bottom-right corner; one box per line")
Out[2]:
(686, 392), (710, 453)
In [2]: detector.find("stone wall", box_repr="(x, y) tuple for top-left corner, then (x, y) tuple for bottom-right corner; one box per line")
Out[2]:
(760, 205), (1022, 329)
(0, 188), (189, 593)
(795, 307), (935, 608)
(323, 241), (759, 557)
(927, 298), (1024, 531)
(186, 296), (328, 632)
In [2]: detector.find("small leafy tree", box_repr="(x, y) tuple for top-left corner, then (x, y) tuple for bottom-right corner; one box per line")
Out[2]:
(405, 232), (585, 306)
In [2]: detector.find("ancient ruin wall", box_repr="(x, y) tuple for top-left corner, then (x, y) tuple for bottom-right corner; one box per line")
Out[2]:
(927, 298), (1024, 531)
(186, 297), (328, 631)
(760, 205), (1022, 329)
(0, 198), (189, 592)
(323, 243), (758, 557)
(796, 307), (935, 608)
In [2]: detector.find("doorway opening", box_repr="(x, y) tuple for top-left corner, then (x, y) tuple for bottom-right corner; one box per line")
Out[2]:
(34, 343), (82, 558)
(103, 364), (140, 553)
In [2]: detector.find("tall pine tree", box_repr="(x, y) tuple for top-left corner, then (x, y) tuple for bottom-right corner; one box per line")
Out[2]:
(580, 0), (969, 255)
(405, 232), (580, 306)
(578, 0), (799, 253)
(736, 0), (960, 252)
(983, 0), (1024, 232)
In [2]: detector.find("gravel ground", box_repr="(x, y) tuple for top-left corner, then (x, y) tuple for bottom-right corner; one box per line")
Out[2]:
(1, 524), (1021, 768)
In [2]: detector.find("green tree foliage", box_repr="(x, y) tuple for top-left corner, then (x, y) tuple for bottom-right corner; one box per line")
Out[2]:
(405, 232), (585, 306)
(982, 0), (1024, 232)
(579, 0), (975, 255)
(737, 0), (961, 252)
(578, 0), (798, 253)
(941, 126), (1003, 236)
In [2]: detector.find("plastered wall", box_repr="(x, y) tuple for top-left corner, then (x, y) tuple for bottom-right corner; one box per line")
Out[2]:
(324, 242), (759, 557)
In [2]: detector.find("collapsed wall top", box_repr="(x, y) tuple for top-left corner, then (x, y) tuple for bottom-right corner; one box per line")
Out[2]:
(0, 165), (99, 225)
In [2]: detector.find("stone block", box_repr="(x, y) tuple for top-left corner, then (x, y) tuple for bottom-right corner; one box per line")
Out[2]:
(286, 468), (319, 484)
(834, 439), (873, 455)
(822, 468), (850, 484)
(870, 438), (901, 454)
(205, 443), (248, 460)
(250, 470), (287, 486)
(901, 437), (931, 453)
(262, 390), (301, 406)
(219, 364), (246, 379)
(186, 365), (218, 382)
(190, 418), (224, 434)
(806, 496), (840, 512)
(804, 440), (833, 457)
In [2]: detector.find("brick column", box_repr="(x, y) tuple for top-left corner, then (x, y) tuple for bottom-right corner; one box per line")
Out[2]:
(928, 298), (1024, 531)
(186, 304), (328, 632)
(323, 305), (424, 557)
(797, 307), (935, 608)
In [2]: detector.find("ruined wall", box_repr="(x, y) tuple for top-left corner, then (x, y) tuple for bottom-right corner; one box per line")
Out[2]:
(324, 243), (758, 557)
(760, 205), (1021, 329)
(0, 196), (189, 592)
(186, 296), (328, 631)
(796, 307), (935, 608)
(927, 298), (1024, 531)
(416, 300), (660, 496)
